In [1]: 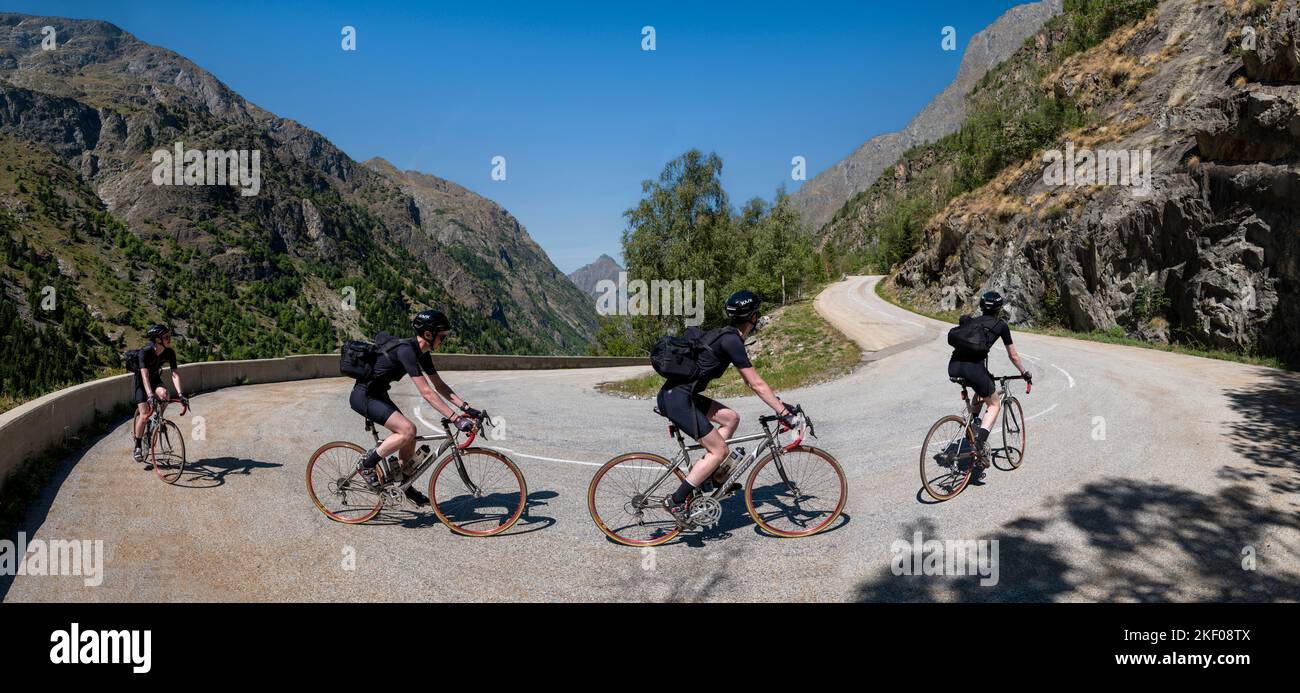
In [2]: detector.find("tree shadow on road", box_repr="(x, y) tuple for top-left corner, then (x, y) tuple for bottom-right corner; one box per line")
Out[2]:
(853, 478), (1299, 602)
(1219, 368), (1300, 496)
(173, 457), (283, 489)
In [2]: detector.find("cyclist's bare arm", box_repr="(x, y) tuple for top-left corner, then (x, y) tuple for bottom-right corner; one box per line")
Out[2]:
(413, 375), (459, 420)
(1005, 344), (1028, 376)
(424, 371), (468, 410)
(170, 369), (185, 398)
(141, 367), (155, 398)
(737, 366), (786, 414)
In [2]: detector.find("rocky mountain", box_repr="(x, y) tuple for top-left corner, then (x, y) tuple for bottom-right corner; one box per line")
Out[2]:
(568, 253), (623, 298)
(788, 0), (1063, 234)
(0, 10), (596, 394)
(888, 0), (1300, 367)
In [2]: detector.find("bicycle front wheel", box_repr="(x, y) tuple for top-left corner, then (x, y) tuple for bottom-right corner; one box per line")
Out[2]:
(1001, 397), (1026, 469)
(428, 448), (527, 536)
(151, 420), (187, 484)
(588, 453), (685, 547)
(745, 445), (847, 538)
(920, 415), (975, 501)
(307, 441), (383, 524)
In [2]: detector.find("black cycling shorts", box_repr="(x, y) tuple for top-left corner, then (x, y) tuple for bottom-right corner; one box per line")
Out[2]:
(656, 385), (717, 440)
(350, 385), (400, 425)
(132, 372), (166, 405)
(948, 360), (995, 398)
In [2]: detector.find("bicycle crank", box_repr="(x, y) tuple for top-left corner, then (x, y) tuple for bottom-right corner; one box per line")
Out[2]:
(687, 496), (722, 528)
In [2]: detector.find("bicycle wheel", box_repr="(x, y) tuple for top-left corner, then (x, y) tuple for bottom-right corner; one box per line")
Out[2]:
(745, 446), (847, 538)
(428, 448), (527, 536)
(307, 441), (383, 524)
(150, 420), (187, 484)
(1001, 397), (1026, 469)
(588, 453), (685, 547)
(920, 415), (975, 501)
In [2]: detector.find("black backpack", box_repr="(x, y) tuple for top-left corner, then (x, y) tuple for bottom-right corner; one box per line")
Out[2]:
(650, 326), (733, 382)
(947, 315), (1002, 356)
(123, 346), (143, 373)
(339, 332), (404, 383)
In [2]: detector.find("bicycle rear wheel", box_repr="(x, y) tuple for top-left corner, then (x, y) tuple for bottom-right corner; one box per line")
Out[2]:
(920, 415), (975, 501)
(307, 441), (383, 524)
(745, 445), (847, 538)
(1001, 397), (1026, 469)
(150, 420), (186, 484)
(428, 448), (527, 536)
(588, 453), (685, 547)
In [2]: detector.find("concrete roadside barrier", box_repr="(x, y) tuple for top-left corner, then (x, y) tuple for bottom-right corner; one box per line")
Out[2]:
(0, 353), (647, 495)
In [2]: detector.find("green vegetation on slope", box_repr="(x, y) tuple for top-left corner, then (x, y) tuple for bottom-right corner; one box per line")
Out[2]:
(822, 0), (1157, 274)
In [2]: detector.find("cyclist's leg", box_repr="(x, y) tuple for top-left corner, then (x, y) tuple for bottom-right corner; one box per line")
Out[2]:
(705, 399), (740, 440)
(978, 371), (1000, 434)
(379, 411), (417, 462)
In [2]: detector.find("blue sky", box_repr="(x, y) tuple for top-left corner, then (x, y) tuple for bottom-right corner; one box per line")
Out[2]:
(16, 0), (1026, 272)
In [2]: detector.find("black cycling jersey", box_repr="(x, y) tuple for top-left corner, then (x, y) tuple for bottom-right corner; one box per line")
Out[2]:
(138, 345), (178, 379)
(366, 338), (437, 392)
(950, 315), (1012, 363)
(681, 327), (753, 394)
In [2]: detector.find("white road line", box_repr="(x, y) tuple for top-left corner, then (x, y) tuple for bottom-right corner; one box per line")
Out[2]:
(849, 279), (923, 328)
(1051, 363), (1075, 388)
(483, 445), (605, 467)
(1025, 403), (1058, 421)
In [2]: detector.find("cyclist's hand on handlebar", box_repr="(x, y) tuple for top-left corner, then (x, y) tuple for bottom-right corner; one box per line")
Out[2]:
(779, 405), (802, 429)
(453, 415), (476, 432)
(1022, 371), (1033, 393)
(462, 405), (483, 419)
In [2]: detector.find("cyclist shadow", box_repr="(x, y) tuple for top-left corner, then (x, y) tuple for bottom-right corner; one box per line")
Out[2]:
(376, 490), (559, 537)
(173, 457), (283, 489)
(668, 489), (851, 549)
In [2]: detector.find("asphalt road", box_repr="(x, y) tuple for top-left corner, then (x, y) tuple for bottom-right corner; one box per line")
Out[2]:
(4, 276), (1298, 602)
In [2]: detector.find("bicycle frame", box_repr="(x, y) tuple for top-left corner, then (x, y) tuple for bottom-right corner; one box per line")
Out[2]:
(639, 412), (810, 505)
(349, 414), (490, 499)
(951, 375), (1026, 451)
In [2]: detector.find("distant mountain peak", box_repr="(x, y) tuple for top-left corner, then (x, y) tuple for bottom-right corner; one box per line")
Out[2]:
(568, 254), (623, 298)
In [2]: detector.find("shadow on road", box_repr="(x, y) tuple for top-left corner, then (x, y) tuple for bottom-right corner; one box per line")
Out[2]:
(1220, 369), (1300, 495)
(174, 457), (283, 488)
(853, 478), (1300, 602)
(370, 490), (558, 537)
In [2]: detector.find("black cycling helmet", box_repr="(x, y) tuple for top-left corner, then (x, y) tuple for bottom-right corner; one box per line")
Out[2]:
(412, 309), (451, 337)
(145, 324), (171, 340)
(979, 291), (1005, 314)
(725, 290), (761, 322)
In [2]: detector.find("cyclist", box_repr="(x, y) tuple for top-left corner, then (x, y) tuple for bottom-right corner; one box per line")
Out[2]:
(657, 290), (800, 521)
(350, 309), (480, 506)
(948, 291), (1031, 478)
(131, 325), (189, 463)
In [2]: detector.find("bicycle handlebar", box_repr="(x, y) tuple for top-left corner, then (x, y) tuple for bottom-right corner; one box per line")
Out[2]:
(441, 409), (492, 450)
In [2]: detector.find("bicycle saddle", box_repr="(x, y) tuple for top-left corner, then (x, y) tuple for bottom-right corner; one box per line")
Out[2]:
(949, 377), (971, 385)
(652, 406), (662, 416)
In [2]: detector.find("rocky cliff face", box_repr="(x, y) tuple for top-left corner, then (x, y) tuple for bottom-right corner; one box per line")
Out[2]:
(0, 13), (595, 356)
(891, 0), (1300, 366)
(788, 0), (1063, 233)
(568, 254), (623, 298)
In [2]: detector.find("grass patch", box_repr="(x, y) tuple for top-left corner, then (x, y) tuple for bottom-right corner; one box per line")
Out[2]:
(597, 300), (862, 399)
(876, 279), (1287, 370)
(0, 402), (134, 540)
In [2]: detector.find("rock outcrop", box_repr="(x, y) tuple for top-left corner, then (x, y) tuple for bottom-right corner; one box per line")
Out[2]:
(890, 0), (1300, 366)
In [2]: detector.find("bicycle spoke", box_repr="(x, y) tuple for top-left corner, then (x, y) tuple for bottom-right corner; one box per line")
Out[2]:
(589, 454), (683, 546)
(430, 450), (526, 536)
(746, 447), (846, 538)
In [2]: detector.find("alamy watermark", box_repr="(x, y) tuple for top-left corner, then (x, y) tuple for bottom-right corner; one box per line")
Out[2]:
(1043, 142), (1153, 198)
(151, 141), (262, 196)
(891, 530), (999, 586)
(0, 532), (104, 587)
(594, 272), (705, 326)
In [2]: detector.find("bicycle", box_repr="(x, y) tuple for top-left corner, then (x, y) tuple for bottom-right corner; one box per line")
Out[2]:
(588, 405), (847, 547)
(145, 395), (190, 485)
(919, 374), (1029, 501)
(306, 410), (527, 536)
